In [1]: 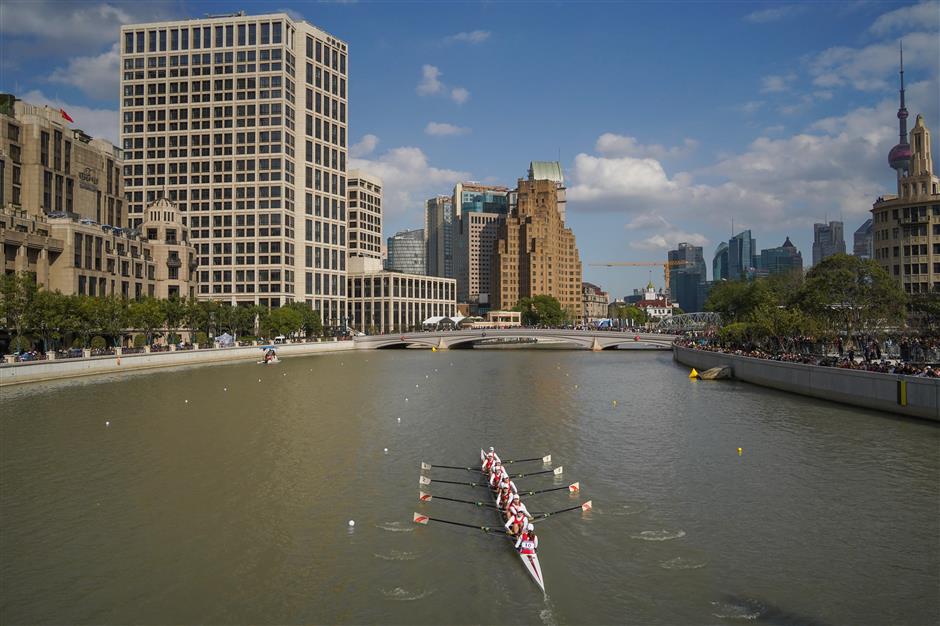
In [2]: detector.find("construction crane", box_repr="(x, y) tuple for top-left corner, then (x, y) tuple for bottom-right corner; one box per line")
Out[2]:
(588, 261), (690, 292)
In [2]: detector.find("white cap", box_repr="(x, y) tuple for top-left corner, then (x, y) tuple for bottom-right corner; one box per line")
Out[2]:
(513, 494), (520, 500)
(527, 523), (534, 531)
(489, 447), (494, 451)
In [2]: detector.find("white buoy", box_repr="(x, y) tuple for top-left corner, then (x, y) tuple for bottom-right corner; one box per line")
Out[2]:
(224, 387), (227, 391)
(105, 421), (110, 426)
(397, 417), (401, 423)
(425, 375), (429, 379)
(384, 448), (388, 454)
(258, 379), (262, 382)
(405, 397), (409, 402)
(415, 384), (419, 388)
(348, 520), (355, 527)
(185, 399), (189, 403)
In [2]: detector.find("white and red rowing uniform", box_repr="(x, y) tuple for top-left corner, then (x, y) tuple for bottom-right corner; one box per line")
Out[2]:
(489, 468), (503, 488)
(515, 530), (538, 554)
(497, 484), (513, 508)
(506, 499), (530, 519)
(504, 510), (527, 532)
(482, 451), (496, 472)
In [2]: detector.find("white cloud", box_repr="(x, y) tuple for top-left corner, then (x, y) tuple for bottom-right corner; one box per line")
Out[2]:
(350, 146), (469, 217)
(350, 134), (379, 157)
(567, 154), (679, 205)
(761, 73), (796, 93)
(277, 7), (307, 22)
(48, 42), (119, 101)
(738, 100), (765, 115)
(425, 122), (471, 136)
(445, 30), (491, 44)
(744, 5), (804, 23)
(416, 64), (470, 104)
(595, 134), (697, 160)
(869, 1), (940, 35)
(20, 90), (118, 144)
(417, 64), (444, 96)
(623, 215), (708, 251)
(808, 31), (940, 91)
(450, 87), (470, 104)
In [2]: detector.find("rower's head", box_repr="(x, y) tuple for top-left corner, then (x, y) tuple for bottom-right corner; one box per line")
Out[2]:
(513, 494), (520, 502)
(527, 523), (535, 533)
(489, 446), (494, 452)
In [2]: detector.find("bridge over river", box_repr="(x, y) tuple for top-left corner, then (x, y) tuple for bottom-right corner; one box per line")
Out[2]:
(353, 328), (679, 350)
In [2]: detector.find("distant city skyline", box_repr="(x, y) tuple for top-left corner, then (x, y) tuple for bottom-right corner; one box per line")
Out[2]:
(0, 0), (937, 296)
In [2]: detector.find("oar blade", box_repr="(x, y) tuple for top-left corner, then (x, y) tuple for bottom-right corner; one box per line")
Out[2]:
(419, 491), (432, 502)
(581, 500), (593, 511)
(413, 512), (430, 525)
(568, 482), (580, 493)
(421, 462), (432, 471)
(418, 475), (431, 486)
(553, 466), (564, 475)
(542, 454), (552, 463)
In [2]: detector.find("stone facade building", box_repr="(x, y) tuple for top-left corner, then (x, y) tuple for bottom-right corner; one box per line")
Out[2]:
(0, 95), (195, 298)
(347, 169), (382, 261)
(120, 12), (349, 325)
(454, 210), (501, 312)
(581, 282), (609, 323)
(347, 262), (456, 333)
(493, 163), (582, 318)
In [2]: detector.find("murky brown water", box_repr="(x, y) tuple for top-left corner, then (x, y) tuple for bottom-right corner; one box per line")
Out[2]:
(1, 349), (938, 625)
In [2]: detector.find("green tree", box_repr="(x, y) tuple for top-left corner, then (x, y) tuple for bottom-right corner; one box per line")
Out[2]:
(264, 306), (304, 337)
(793, 254), (906, 337)
(162, 297), (186, 334)
(616, 305), (648, 326)
(705, 279), (776, 322)
(284, 301), (322, 338)
(515, 295), (567, 326)
(127, 297), (165, 345)
(0, 272), (39, 349)
(25, 289), (66, 352)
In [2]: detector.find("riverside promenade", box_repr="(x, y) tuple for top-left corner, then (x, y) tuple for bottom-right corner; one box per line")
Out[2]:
(673, 344), (940, 422)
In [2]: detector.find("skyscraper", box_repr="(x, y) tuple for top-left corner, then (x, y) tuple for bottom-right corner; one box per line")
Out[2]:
(347, 170), (382, 261)
(454, 210), (501, 311)
(120, 12), (349, 327)
(812, 221), (846, 265)
(668, 242), (706, 311)
(759, 237), (803, 275)
(853, 219), (873, 260)
(727, 230), (756, 280)
(871, 46), (939, 294)
(424, 195), (453, 278)
(386, 228), (426, 275)
(493, 163), (582, 317)
(712, 241), (729, 281)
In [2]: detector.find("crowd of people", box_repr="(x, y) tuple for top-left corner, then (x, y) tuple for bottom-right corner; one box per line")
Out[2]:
(676, 334), (940, 378)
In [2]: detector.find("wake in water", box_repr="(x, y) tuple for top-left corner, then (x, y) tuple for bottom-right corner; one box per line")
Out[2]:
(539, 594), (558, 626)
(373, 550), (420, 561)
(712, 596), (830, 625)
(660, 556), (707, 570)
(630, 529), (686, 541)
(381, 587), (433, 601)
(376, 521), (414, 532)
(610, 503), (647, 517)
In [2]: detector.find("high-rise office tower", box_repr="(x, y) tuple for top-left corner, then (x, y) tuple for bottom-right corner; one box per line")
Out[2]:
(812, 221), (845, 265)
(667, 242), (706, 309)
(451, 182), (509, 311)
(386, 228), (426, 275)
(493, 162), (582, 317)
(120, 12), (349, 327)
(853, 219), (873, 260)
(347, 169), (382, 261)
(424, 195), (453, 278)
(712, 241), (729, 281)
(728, 230), (756, 280)
(759, 237), (803, 275)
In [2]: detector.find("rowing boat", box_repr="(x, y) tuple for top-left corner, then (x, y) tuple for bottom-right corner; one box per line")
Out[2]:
(481, 448), (545, 592)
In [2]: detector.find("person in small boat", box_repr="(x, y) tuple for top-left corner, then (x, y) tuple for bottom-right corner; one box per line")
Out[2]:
(496, 480), (513, 508)
(482, 448), (496, 472)
(515, 523), (538, 554)
(505, 493), (530, 520)
(505, 506), (528, 536)
(488, 463), (504, 488)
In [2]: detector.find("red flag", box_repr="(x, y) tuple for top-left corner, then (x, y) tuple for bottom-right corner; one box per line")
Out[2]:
(60, 109), (74, 123)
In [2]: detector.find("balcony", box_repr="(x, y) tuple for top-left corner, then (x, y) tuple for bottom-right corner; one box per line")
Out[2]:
(166, 257), (182, 268)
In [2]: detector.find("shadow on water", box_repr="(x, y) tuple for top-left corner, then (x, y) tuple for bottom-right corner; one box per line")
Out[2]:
(713, 595), (830, 626)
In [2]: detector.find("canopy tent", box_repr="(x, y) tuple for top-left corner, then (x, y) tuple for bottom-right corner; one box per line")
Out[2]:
(422, 315), (467, 328)
(215, 332), (234, 347)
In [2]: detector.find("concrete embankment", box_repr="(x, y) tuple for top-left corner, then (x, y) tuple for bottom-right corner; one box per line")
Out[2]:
(0, 341), (357, 387)
(674, 344), (940, 422)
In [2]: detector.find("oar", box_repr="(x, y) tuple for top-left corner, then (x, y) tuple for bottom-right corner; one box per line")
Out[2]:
(516, 482), (580, 496)
(421, 462), (479, 472)
(502, 454), (552, 465)
(413, 512), (505, 534)
(419, 491), (497, 508)
(508, 467), (563, 479)
(419, 475), (492, 489)
(532, 501), (593, 519)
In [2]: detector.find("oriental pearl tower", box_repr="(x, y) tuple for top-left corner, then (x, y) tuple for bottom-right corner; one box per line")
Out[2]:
(888, 42), (912, 178)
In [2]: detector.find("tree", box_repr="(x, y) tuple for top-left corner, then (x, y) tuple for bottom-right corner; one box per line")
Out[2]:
(515, 295), (567, 327)
(284, 301), (322, 338)
(264, 306), (303, 337)
(163, 297), (186, 334)
(127, 297), (166, 345)
(705, 279), (776, 322)
(0, 272), (39, 347)
(793, 254), (906, 337)
(25, 289), (66, 352)
(616, 305), (648, 326)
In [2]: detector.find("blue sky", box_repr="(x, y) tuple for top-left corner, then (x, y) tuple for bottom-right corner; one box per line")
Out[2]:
(1, 0), (938, 297)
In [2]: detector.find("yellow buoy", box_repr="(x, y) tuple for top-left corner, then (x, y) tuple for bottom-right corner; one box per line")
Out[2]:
(432, 347), (437, 352)
(612, 400), (618, 406)
(737, 447), (743, 456)
(689, 368), (699, 379)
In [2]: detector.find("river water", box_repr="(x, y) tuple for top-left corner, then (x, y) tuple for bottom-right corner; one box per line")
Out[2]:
(1, 349), (938, 625)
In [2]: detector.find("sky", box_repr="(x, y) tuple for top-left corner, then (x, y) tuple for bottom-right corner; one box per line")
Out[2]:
(1, 0), (938, 297)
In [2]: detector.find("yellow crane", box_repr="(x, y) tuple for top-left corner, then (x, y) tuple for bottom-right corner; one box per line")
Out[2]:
(588, 261), (690, 292)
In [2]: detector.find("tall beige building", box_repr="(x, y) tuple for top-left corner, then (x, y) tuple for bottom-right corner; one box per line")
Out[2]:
(871, 55), (939, 295)
(0, 95), (195, 299)
(120, 11), (349, 327)
(347, 169), (381, 261)
(454, 210), (501, 310)
(493, 162), (583, 317)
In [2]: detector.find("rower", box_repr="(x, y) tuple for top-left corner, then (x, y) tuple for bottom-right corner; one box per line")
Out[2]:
(504, 506), (528, 536)
(515, 523), (538, 555)
(496, 480), (513, 508)
(505, 493), (530, 520)
(488, 463), (503, 489)
(481, 447), (496, 472)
